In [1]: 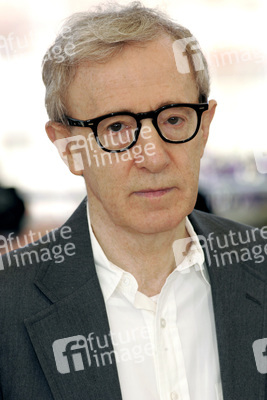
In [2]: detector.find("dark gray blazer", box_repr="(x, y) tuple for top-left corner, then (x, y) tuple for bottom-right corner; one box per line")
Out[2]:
(0, 198), (266, 400)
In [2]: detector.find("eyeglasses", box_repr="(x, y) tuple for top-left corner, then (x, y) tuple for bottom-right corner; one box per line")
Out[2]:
(64, 101), (209, 153)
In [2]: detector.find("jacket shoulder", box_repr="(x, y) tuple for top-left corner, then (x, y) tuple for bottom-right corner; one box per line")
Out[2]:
(189, 210), (267, 278)
(189, 209), (266, 236)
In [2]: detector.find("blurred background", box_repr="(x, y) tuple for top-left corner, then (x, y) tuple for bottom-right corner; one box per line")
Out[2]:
(0, 0), (267, 242)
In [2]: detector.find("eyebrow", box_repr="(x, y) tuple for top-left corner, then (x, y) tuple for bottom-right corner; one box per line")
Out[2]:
(154, 100), (185, 109)
(102, 100), (185, 115)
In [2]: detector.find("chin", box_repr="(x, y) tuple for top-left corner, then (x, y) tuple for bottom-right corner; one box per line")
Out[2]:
(130, 211), (187, 235)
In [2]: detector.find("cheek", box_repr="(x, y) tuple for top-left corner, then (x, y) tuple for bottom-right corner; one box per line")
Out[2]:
(83, 152), (132, 200)
(173, 143), (202, 204)
(173, 142), (201, 180)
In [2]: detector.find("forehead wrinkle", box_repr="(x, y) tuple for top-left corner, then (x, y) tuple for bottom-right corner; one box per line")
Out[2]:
(90, 90), (190, 117)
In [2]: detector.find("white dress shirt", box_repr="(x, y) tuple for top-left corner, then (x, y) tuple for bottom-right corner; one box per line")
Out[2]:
(87, 207), (224, 400)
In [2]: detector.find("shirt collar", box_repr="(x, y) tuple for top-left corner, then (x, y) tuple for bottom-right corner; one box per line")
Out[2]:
(87, 202), (209, 304)
(174, 217), (210, 285)
(87, 203), (138, 302)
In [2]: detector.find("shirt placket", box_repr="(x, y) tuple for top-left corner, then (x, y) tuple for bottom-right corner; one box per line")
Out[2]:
(155, 278), (191, 400)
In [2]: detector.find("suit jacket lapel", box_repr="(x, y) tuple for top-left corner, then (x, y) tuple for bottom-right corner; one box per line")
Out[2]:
(24, 198), (122, 400)
(189, 211), (267, 400)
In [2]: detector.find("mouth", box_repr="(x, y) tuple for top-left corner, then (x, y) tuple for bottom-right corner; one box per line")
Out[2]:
(133, 187), (175, 198)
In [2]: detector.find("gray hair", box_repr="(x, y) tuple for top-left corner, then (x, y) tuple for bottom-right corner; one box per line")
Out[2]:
(42, 2), (210, 123)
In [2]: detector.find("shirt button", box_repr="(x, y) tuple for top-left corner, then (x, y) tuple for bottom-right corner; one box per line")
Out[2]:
(122, 277), (130, 286)
(160, 318), (166, 328)
(170, 392), (178, 400)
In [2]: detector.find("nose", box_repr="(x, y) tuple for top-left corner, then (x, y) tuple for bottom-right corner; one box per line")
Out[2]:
(134, 119), (171, 173)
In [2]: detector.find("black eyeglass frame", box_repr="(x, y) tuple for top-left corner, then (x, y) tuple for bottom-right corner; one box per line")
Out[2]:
(64, 101), (209, 153)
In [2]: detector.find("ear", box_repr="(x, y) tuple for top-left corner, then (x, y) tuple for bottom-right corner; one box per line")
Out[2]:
(45, 121), (84, 176)
(199, 99), (217, 157)
(45, 121), (69, 143)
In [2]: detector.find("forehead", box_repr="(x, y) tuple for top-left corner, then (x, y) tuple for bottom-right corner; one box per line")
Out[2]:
(66, 35), (199, 118)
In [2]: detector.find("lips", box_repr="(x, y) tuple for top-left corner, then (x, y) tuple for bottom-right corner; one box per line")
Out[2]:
(134, 187), (174, 198)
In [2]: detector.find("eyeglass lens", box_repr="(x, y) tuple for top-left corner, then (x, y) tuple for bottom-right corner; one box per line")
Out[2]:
(97, 106), (198, 151)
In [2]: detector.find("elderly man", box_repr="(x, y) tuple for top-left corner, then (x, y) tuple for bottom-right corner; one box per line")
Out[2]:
(0, 3), (266, 400)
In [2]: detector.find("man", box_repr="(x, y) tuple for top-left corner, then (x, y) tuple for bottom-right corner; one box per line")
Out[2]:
(0, 3), (266, 400)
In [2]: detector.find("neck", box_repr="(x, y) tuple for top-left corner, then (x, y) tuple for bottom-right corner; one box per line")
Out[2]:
(89, 203), (189, 297)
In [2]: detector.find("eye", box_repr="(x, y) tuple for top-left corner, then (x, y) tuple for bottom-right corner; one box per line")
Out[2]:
(107, 122), (124, 133)
(167, 116), (183, 126)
